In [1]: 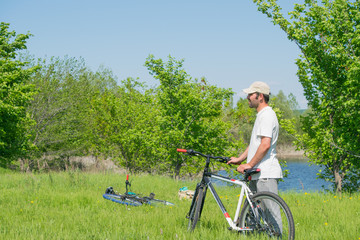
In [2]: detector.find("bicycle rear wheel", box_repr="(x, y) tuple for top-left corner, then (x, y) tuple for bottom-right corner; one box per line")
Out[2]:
(187, 185), (205, 231)
(238, 192), (295, 240)
(103, 194), (143, 206)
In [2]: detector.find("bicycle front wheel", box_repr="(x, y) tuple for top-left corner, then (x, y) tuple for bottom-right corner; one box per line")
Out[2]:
(238, 192), (295, 240)
(187, 185), (205, 231)
(103, 194), (143, 206)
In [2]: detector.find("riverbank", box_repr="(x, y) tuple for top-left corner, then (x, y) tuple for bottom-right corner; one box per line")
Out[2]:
(13, 144), (305, 174)
(277, 144), (305, 159)
(68, 145), (307, 173)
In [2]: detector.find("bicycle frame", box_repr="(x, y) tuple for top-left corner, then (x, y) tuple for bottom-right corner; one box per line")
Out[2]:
(190, 151), (259, 232)
(202, 171), (256, 231)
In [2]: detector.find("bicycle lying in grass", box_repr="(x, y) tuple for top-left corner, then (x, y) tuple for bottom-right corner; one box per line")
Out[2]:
(103, 175), (175, 207)
(177, 149), (295, 240)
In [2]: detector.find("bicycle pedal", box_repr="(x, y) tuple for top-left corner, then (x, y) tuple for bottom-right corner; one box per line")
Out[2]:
(227, 227), (233, 231)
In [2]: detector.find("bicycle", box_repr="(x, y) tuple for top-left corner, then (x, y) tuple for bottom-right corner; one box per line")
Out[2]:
(103, 175), (175, 207)
(177, 148), (295, 240)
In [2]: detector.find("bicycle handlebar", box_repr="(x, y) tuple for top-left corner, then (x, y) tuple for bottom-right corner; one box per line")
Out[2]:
(177, 148), (230, 163)
(177, 148), (261, 180)
(177, 149), (187, 153)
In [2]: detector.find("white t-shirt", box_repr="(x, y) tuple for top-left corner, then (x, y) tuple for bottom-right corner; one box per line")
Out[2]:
(247, 106), (283, 180)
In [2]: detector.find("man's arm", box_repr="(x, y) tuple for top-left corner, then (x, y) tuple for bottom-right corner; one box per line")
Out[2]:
(237, 136), (271, 173)
(227, 146), (249, 165)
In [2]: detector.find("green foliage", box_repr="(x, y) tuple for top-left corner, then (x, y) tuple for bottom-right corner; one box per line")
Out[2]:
(16, 53), (237, 176)
(89, 78), (161, 173)
(1, 23), (310, 179)
(23, 55), (118, 170)
(145, 55), (235, 178)
(271, 91), (302, 147)
(230, 98), (256, 146)
(252, 0), (360, 192)
(0, 22), (38, 167)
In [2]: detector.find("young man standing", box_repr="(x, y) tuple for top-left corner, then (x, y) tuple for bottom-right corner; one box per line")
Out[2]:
(227, 81), (282, 195)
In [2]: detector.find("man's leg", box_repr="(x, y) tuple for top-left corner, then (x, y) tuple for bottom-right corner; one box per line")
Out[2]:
(256, 178), (278, 194)
(253, 179), (282, 235)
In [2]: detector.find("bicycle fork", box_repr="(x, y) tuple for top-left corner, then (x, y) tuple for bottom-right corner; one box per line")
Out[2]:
(187, 183), (206, 219)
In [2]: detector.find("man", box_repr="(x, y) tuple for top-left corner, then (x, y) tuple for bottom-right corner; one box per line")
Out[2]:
(227, 81), (282, 195)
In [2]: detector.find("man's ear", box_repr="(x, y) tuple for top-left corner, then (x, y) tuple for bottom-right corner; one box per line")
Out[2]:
(259, 93), (264, 102)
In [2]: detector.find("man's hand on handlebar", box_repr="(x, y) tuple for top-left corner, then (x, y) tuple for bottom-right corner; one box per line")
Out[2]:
(236, 163), (252, 174)
(227, 157), (243, 165)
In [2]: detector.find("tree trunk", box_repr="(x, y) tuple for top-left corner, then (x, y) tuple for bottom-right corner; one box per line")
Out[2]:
(37, 158), (41, 171)
(330, 114), (343, 194)
(174, 162), (182, 180)
(334, 164), (342, 194)
(64, 156), (70, 171)
(19, 158), (25, 172)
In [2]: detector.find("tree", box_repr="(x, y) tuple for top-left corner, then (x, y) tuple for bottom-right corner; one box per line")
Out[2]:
(252, 0), (360, 192)
(0, 22), (37, 167)
(145, 55), (235, 178)
(227, 98), (256, 148)
(271, 91), (302, 147)
(25, 55), (118, 171)
(88, 78), (161, 173)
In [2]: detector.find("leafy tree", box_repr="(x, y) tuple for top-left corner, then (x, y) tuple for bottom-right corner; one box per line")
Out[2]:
(25, 56), (117, 170)
(227, 98), (256, 148)
(145, 55), (235, 178)
(0, 23), (37, 167)
(252, 0), (360, 192)
(271, 91), (302, 147)
(88, 78), (161, 173)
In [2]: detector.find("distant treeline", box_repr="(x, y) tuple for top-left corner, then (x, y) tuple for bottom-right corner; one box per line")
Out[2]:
(10, 54), (303, 178)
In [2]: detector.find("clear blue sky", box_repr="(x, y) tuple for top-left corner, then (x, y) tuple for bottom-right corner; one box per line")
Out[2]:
(1, 0), (308, 108)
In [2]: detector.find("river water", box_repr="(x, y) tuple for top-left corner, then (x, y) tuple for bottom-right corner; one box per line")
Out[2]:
(278, 159), (332, 192)
(216, 158), (332, 192)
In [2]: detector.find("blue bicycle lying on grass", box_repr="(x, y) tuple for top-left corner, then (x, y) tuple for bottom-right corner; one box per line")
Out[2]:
(103, 175), (175, 207)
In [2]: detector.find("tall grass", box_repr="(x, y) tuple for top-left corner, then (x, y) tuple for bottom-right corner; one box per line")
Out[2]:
(0, 171), (359, 239)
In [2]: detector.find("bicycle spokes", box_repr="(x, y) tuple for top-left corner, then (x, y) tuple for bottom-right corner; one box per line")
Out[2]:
(247, 198), (284, 238)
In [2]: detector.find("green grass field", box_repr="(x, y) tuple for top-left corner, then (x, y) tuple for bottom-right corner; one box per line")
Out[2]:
(0, 170), (359, 239)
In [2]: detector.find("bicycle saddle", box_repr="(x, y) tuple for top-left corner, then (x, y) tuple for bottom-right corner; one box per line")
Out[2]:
(244, 168), (261, 181)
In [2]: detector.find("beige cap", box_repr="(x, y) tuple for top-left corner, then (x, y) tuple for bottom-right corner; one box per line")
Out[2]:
(243, 81), (270, 95)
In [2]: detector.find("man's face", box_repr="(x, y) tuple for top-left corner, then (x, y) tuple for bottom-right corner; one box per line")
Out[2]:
(247, 92), (260, 109)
